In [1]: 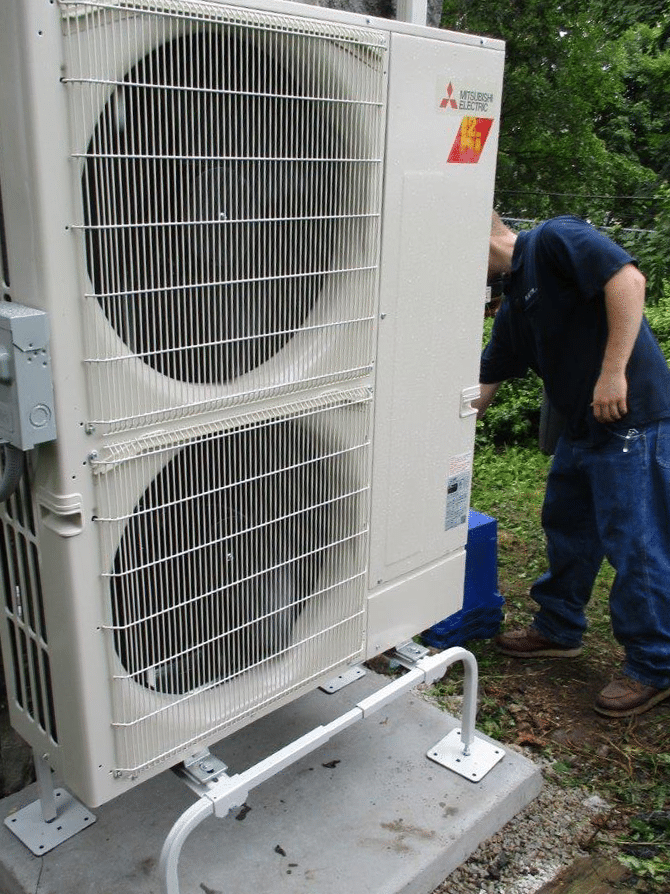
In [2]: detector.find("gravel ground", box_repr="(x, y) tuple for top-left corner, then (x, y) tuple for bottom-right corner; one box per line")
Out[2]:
(432, 753), (613, 894)
(416, 686), (615, 894)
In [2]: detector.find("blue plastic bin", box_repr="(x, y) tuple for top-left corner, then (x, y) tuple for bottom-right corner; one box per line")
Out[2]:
(421, 509), (504, 648)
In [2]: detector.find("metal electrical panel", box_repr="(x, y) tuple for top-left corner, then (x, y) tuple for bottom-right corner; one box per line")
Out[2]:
(0, 304), (56, 450)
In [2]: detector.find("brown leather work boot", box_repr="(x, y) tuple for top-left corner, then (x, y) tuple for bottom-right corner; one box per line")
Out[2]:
(594, 675), (670, 718)
(495, 626), (583, 658)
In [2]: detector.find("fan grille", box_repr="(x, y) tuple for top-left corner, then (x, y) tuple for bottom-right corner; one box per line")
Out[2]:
(62, 0), (387, 430)
(92, 392), (371, 772)
(84, 29), (339, 385)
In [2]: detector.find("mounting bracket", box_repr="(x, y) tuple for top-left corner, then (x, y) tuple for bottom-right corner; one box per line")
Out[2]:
(4, 752), (96, 855)
(159, 646), (505, 894)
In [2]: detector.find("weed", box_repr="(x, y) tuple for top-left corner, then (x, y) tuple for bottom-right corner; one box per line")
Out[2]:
(618, 810), (670, 886)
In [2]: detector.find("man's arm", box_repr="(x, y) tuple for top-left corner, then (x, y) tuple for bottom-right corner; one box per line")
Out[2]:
(591, 263), (646, 424)
(473, 382), (500, 419)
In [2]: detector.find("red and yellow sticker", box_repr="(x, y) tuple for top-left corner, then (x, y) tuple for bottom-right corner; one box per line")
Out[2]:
(448, 117), (494, 164)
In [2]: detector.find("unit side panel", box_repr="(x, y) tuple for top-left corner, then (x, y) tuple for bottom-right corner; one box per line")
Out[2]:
(0, 0), (117, 797)
(366, 550), (466, 658)
(368, 33), (503, 636)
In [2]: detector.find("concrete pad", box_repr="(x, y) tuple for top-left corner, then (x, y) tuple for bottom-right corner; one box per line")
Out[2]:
(0, 670), (542, 894)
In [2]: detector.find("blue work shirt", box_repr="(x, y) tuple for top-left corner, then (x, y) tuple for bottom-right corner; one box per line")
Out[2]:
(480, 216), (670, 445)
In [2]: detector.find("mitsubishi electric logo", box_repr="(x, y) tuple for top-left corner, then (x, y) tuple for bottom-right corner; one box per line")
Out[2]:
(440, 82), (458, 110)
(439, 81), (495, 113)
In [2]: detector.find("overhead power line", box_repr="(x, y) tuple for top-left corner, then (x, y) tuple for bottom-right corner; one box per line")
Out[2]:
(503, 218), (655, 235)
(498, 188), (658, 202)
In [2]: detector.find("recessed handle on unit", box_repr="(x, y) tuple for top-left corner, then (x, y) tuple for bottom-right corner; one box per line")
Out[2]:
(460, 385), (480, 418)
(36, 489), (84, 537)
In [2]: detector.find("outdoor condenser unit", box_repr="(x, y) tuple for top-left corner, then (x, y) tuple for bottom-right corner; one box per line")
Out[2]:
(0, 0), (504, 809)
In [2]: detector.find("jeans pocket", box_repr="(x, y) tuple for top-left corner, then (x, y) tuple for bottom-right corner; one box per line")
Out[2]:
(605, 426), (643, 455)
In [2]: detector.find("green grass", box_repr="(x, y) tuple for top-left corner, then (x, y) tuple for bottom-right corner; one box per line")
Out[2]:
(472, 444), (549, 598)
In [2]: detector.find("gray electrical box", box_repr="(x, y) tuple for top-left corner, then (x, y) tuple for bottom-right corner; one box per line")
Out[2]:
(0, 304), (56, 450)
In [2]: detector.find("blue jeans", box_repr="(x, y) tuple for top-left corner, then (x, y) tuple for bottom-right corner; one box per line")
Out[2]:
(531, 419), (670, 689)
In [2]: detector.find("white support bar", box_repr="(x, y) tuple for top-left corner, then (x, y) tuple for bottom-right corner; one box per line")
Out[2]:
(355, 665), (425, 716)
(159, 646), (487, 894)
(209, 707), (364, 817)
(34, 752), (57, 824)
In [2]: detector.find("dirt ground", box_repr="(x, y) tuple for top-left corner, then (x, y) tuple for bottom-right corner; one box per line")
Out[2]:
(468, 636), (670, 878)
(479, 645), (661, 754)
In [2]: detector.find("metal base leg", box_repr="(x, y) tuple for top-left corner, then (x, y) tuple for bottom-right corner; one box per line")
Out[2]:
(4, 752), (96, 855)
(427, 729), (505, 781)
(426, 650), (505, 782)
(159, 647), (504, 894)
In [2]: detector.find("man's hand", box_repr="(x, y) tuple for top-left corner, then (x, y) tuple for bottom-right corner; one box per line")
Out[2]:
(473, 382), (500, 419)
(592, 370), (628, 423)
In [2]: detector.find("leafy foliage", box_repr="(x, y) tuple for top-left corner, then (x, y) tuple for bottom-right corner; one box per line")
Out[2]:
(598, 24), (670, 186)
(615, 185), (670, 303)
(440, 0), (670, 287)
(618, 807), (670, 885)
(645, 275), (670, 354)
(475, 315), (544, 449)
(475, 371), (543, 449)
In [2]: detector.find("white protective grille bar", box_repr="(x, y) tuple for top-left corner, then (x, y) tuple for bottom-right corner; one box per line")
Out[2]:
(60, 0), (387, 432)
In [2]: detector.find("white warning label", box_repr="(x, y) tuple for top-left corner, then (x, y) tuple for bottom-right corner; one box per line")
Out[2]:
(445, 452), (472, 530)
